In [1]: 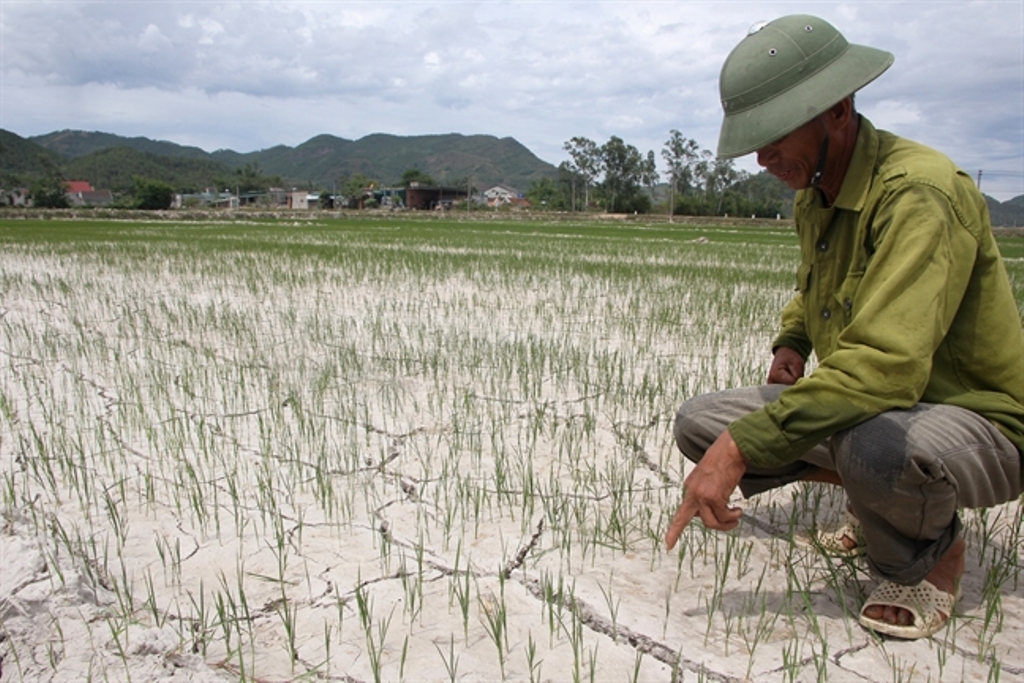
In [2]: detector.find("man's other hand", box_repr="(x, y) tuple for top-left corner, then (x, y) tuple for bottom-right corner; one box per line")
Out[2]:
(768, 346), (805, 385)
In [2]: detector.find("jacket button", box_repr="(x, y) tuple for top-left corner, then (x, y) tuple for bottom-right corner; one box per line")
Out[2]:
(817, 240), (829, 252)
(844, 297), (853, 311)
(821, 307), (832, 320)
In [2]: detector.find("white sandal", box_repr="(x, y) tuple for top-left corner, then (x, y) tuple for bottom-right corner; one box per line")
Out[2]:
(815, 510), (866, 557)
(858, 579), (959, 639)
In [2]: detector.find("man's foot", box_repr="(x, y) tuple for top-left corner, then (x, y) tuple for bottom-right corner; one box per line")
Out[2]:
(859, 537), (964, 638)
(800, 470), (864, 555)
(816, 510), (866, 557)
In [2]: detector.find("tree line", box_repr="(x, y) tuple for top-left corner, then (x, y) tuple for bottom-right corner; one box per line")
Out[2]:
(525, 131), (791, 218)
(11, 153), (287, 210)
(4, 130), (792, 215)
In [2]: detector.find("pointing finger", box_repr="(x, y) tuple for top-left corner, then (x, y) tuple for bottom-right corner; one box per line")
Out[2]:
(665, 499), (696, 550)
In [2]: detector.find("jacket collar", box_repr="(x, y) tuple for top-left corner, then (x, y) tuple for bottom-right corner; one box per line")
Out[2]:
(832, 115), (879, 212)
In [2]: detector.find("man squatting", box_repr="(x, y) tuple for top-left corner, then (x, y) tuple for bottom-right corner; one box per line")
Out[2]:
(665, 15), (1024, 639)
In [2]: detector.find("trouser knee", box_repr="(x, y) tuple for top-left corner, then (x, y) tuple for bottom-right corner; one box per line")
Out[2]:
(831, 424), (908, 495)
(673, 385), (787, 468)
(673, 394), (719, 465)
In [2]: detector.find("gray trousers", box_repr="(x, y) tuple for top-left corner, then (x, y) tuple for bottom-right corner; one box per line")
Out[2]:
(674, 385), (1022, 585)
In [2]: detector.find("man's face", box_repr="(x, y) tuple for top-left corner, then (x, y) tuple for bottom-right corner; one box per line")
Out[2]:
(755, 117), (826, 191)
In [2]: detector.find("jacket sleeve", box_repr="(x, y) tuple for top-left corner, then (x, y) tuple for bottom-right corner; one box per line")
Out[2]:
(772, 284), (813, 360)
(729, 183), (977, 468)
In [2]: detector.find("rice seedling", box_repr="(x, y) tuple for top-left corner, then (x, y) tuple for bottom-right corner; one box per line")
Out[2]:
(435, 633), (460, 683)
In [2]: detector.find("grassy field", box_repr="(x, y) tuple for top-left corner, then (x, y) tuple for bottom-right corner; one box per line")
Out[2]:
(1, 213), (1021, 682)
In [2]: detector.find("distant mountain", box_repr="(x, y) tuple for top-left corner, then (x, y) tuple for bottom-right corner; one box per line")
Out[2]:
(63, 147), (236, 194)
(0, 129), (64, 176)
(29, 130), (215, 162)
(986, 195), (1024, 228)
(239, 132), (557, 192)
(22, 129), (558, 193)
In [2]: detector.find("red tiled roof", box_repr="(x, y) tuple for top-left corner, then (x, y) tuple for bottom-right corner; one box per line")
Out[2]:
(65, 181), (94, 193)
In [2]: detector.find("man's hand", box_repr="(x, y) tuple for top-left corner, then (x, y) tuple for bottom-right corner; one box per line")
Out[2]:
(665, 430), (748, 550)
(767, 346), (805, 385)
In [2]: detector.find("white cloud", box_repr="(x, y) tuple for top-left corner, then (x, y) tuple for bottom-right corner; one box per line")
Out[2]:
(868, 101), (923, 128)
(198, 18), (226, 45)
(459, 74), (490, 89)
(605, 115), (645, 131)
(137, 24), (171, 54)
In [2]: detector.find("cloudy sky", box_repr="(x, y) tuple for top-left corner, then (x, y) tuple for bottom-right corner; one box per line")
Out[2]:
(2, 0), (1021, 199)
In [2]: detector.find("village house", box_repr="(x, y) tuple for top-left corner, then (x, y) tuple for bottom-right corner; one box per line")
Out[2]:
(1, 187), (32, 207)
(404, 182), (468, 211)
(286, 191), (308, 210)
(65, 181), (114, 207)
(173, 190), (238, 209)
(482, 184), (528, 208)
(285, 191), (322, 209)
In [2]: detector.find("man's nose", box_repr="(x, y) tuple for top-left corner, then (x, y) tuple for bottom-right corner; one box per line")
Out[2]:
(756, 145), (779, 168)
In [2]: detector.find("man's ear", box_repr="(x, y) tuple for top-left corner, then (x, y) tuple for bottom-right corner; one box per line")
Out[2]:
(827, 97), (855, 128)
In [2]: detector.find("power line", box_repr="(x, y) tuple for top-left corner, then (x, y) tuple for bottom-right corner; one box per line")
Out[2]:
(973, 169), (1024, 194)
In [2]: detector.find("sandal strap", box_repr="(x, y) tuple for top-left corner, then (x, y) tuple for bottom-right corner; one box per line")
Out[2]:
(815, 510), (866, 556)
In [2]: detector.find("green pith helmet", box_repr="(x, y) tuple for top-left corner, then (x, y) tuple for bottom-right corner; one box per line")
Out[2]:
(716, 14), (894, 159)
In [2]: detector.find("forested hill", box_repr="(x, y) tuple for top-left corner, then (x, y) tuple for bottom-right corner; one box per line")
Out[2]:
(0, 129), (64, 175)
(988, 195), (1024, 229)
(29, 130), (212, 161)
(10, 129), (558, 193)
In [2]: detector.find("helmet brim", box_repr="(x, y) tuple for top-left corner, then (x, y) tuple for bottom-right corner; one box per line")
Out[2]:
(716, 43), (893, 159)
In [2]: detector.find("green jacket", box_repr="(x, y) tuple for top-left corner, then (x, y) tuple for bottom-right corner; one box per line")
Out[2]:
(729, 117), (1024, 469)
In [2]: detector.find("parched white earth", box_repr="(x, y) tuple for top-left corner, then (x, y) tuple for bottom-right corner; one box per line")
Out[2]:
(1, 221), (1021, 682)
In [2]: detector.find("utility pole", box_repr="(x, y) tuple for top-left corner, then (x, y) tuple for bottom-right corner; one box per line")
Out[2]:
(976, 169), (983, 190)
